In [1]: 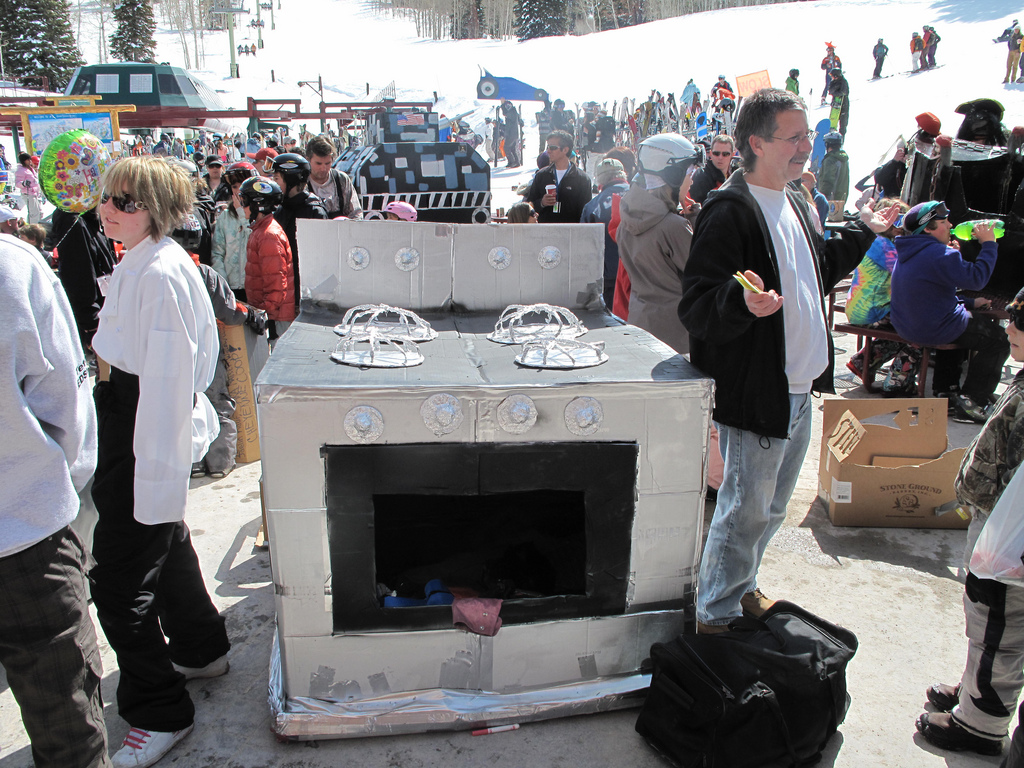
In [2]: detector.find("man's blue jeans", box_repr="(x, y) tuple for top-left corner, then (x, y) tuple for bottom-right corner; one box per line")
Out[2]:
(697, 393), (813, 626)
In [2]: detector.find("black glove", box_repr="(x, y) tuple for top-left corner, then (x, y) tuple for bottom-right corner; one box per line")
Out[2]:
(245, 306), (268, 335)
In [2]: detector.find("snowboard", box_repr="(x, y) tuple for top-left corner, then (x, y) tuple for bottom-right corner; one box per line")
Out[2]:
(695, 111), (708, 140)
(810, 118), (832, 175)
(829, 97), (844, 130)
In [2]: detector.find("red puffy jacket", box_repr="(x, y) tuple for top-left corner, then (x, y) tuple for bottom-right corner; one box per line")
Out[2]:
(245, 214), (295, 321)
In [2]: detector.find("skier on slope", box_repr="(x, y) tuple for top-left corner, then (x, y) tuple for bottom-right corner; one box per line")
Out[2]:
(910, 31), (925, 73)
(820, 43), (842, 105)
(872, 38), (889, 79)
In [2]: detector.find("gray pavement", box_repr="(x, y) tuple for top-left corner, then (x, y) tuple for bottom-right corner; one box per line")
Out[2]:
(0, 347), (1018, 767)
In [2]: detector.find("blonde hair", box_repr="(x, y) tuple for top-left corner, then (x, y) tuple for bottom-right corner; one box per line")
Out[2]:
(102, 156), (195, 241)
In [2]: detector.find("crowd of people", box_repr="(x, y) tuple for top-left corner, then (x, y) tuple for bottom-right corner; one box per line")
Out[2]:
(5, 19), (1024, 763)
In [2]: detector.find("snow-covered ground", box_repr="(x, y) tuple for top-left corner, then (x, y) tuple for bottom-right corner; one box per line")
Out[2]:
(66, 0), (1024, 213)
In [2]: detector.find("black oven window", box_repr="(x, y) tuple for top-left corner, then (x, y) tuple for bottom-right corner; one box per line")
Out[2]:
(373, 489), (587, 603)
(323, 442), (638, 632)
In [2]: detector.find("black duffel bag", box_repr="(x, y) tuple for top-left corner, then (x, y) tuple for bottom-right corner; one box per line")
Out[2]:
(635, 600), (858, 768)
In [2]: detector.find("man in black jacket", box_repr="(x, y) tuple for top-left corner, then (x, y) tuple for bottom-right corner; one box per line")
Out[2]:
(689, 134), (735, 204)
(271, 153), (328, 308)
(525, 130), (593, 223)
(679, 88), (886, 635)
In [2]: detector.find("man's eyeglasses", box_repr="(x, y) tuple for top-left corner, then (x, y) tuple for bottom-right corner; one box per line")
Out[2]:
(546, 145), (563, 152)
(101, 192), (148, 214)
(766, 130), (817, 146)
(711, 151), (732, 157)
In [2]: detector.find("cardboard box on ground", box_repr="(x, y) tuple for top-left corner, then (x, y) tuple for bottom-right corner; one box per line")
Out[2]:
(218, 321), (269, 464)
(818, 399), (968, 529)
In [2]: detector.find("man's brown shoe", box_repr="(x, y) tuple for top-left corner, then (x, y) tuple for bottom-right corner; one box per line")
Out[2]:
(740, 588), (775, 618)
(697, 621), (731, 635)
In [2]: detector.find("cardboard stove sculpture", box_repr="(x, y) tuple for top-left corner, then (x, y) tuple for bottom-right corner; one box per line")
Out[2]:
(257, 219), (713, 739)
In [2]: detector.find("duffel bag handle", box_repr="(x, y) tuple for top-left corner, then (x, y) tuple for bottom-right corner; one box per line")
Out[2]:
(747, 683), (801, 767)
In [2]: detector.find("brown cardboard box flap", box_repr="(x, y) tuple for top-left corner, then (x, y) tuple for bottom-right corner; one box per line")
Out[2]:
(819, 398), (967, 529)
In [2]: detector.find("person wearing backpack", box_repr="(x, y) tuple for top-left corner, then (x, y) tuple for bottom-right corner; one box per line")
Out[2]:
(305, 135), (362, 220)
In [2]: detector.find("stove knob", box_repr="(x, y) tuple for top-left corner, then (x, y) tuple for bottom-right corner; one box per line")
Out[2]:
(564, 397), (603, 436)
(347, 247), (370, 271)
(488, 246), (512, 271)
(538, 245), (562, 270)
(344, 406), (384, 443)
(421, 393), (464, 436)
(498, 394), (537, 434)
(395, 247), (421, 272)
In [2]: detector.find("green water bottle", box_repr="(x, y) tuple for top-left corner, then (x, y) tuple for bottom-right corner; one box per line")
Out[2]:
(952, 220), (1006, 240)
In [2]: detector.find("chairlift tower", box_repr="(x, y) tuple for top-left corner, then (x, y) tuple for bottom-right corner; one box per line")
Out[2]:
(255, 0), (263, 49)
(213, 2), (249, 78)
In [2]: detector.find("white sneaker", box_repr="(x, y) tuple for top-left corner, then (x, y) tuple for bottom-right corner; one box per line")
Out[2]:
(172, 653), (229, 680)
(112, 724), (193, 768)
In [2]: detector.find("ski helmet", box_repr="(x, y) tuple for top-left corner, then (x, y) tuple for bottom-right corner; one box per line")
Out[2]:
(637, 133), (704, 189)
(168, 158), (199, 177)
(789, 68), (799, 78)
(383, 201), (418, 221)
(270, 152), (311, 193)
(171, 211), (204, 253)
(224, 161), (258, 187)
(238, 177), (283, 224)
(823, 131), (843, 150)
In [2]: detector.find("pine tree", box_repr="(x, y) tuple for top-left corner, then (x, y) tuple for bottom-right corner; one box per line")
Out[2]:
(515, 0), (568, 39)
(110, 0), (157, 63)
(0, 0), (84, 90)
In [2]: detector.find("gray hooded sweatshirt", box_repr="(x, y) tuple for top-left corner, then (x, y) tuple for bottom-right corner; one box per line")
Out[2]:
(616, 182), (695, 355)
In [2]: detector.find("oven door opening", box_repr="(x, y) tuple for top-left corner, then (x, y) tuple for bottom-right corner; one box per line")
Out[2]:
(323, 442), (639, 632)
(374, 489), (587, 607)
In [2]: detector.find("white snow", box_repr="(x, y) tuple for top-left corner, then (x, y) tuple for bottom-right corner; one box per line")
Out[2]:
(69, 0), (1024, 213)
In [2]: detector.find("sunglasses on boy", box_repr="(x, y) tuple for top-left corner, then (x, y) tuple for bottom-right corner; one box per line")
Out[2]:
(1007, 295), (1024, 332)
(101, 192), (149, 214)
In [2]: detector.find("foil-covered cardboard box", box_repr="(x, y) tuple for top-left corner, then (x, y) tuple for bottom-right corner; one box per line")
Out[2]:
(258, 220), (714, 738)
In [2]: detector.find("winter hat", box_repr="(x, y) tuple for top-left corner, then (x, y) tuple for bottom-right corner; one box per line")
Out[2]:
(250, 147), (278, 163)
(901, 200), (948, 234)
(595, 158), (626, 186)
(916, 112), (941, 136)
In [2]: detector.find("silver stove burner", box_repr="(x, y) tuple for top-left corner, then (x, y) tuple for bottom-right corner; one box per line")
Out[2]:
(516, 338), (608, 370)
(333, 304), (438, 343)
(488, 303), (587, 345)
(331, 328), (425, 368)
